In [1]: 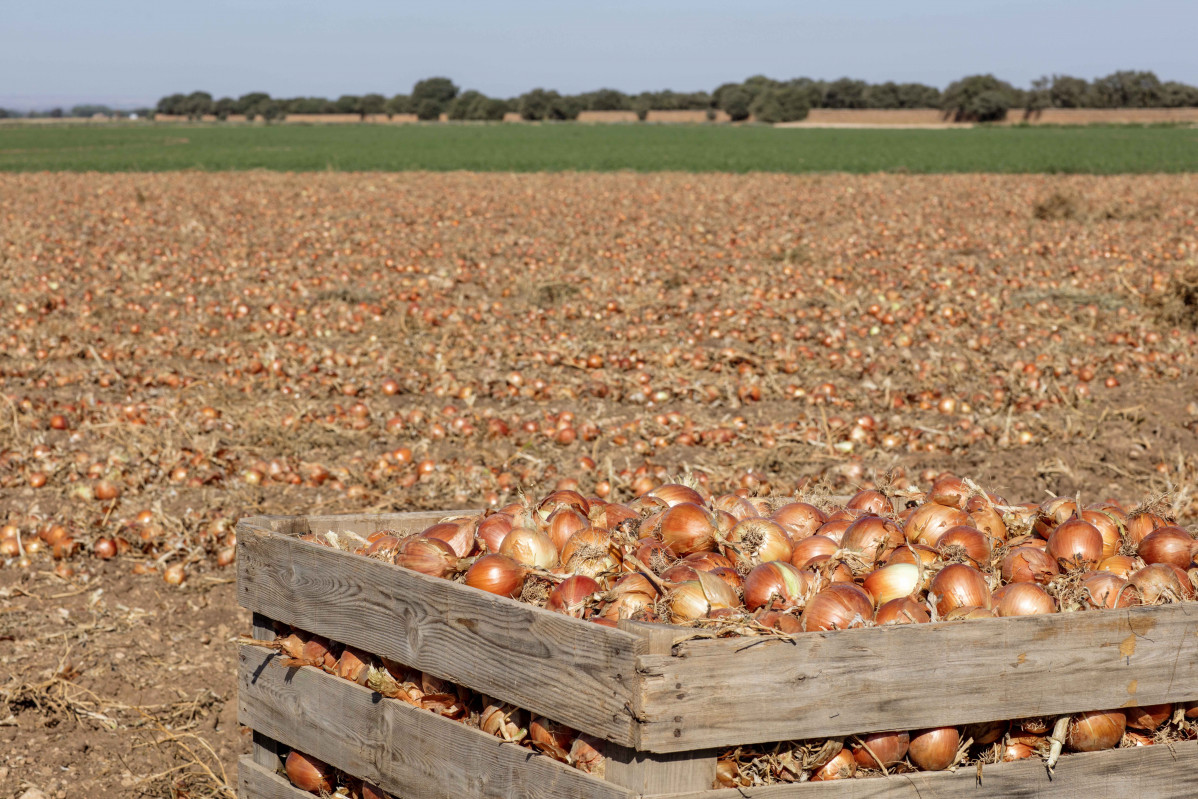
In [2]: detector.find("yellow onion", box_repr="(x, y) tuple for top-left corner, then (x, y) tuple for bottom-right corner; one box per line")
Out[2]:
(560, 527), (618, 579)
(1066, 710), (1125, 752)
(1126, 511), (1168, 545)
(463, 554), (527, 598)
(743, 561), (814, 611)
(545, 507), (590, 552)
(966, 494), (1008, 543)
(846, 489), (891, 515)
(905, 503), (971, 547)
(841, 515), (905, 563)
(790, 534), (839, 568)
(499, 527), (559, 569)
(723, 517), (793, 568)
(965, 719), (1007, 746)
(769, 502), (827, 540)
(1185, 701), (1198, 720)
(1128, 563), (1192, 604)
(537, 489), (590, 519)
(715, 759), (743, 788)
(1001, 545), (1060, 584)
(711, 494), (757, 521)
(546, 575), (601, 618)
(285, 750), (334, 794)
(1096, 554), (1140, 579)
(1082, 572), (1138, 609)
(862, 563), (920, 607)
(1126, 703), (1172, 731)
(754, 609), (804, 633)
(476, 512), (514, 552)
(929, 564), (991, 616)
(809, 749), (856, 781)
(1002, 742), (1035, 762)
(994, 582), (1056, 617)
(529, 716), (575, 762)
(886, 543), (939, 568)
(928, 475), (970, 509)
(418, 518), (477, 558)
(393, 535), (458, 578)
(658, 503), (720, 556)
(935, 526), (991, 566)
(681, 551), (735, 571)
(1138, 527), (1195, 569)
(667, 571), (741, 622)
(800, 584), (873, 632)
(590, 502), (638, 530)
(907, 726), (961, 770)
(1038, 496), (1080, 532)
(362, 534), (404, 560)
(874, 596), (931, 625)
(648, 483), (705, 507)
(1080, 509), (1123, 559)
(1046, 519), (1103, 570)
(852, 730), (909, 769)
(815, 519), (853, 545)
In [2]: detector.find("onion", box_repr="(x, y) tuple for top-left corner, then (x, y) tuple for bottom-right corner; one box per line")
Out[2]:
(935, 526), (991, 566)
(1066, 710), (1125, 752)
(1081, 510), (1123, 559)
(660, 562), (701, 583)
(852, 730), (909, 769)
(711, 566), (744, 591)
(1001, 546), (1060, 584)
(929, 564), (992, 616)
(841, 516), (905, 563)
(809, 749), (856, 781)
(800, 584), (874, 631)
(743, 561), (814, 611)
(499, 527), (559, 569)
(362, 534), (404, 560)
(754, 609), (804, 633)
(790, 535), (838, 568)
(1128, 563), (1190, 604)
(1138, 527), (1195, 569)
(301, 636), (338, 669)
(908, 727), (961, 770)
(560, 527), (617, 579)
(1186, 701), (1198, 720)
(1096, 554), (1140, 579)
(874, 596), (931, 625)
(715, 759), (742, 789)
(545, 507), (590, 551)
(1039, 496), (1080, 531)
(769, 502), (827, 540)
(480, 701), (528, 741)
(966, 495), (1008, 543)
(928, 475), (969, 509)
(711, 494), (757, 521)
(723, 518), (793, 568)
(1002, 742), (1035, 762)
(648, 483), (705, 507)
(1126, 703), (1172, 731)
(418, 518), (476, 558)
(905, 503), (971, 547)
(285, 750), (334, 794)
(463, 554), (527, 598)
(393, 535), (458, 578)
(476, 512), (514, 552)
(569, 734), (605, 775)
(667, 571), (741, 622)
(1082, 572), (1138, 609)
(529, 716), (575, 761)
(862, 563), (920, 606)
(885, 543), (939, 568)
(681, 551), (735, 572)
(815, 519), (852, 545)
(1126, 511), (1167, 545)
(994, 582), (1056, 617)
(846, 489), (891, 515)
(964, 719), (1007, 746)
(634, 537), (675, 572)
(1047, 519), (1103, 570)
(537, 489), (590, 519)
(336, 646), (370, 684)
(546, 575), (601, 617)
(658, 503), (719, 556)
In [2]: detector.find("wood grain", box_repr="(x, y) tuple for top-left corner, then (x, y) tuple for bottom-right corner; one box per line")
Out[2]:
(250, 612), (283, 773)
(659, 739), (1198, 798)
(238, 644), (632, 799)
(237, 521), (640, 746)
(237, 509), (477, 539)
(239, 755), (312, 799)
(637, 603), (1198, 751)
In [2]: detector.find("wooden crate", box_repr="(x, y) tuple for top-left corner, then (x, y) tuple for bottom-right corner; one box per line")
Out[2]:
(237, 510), (1198, 798)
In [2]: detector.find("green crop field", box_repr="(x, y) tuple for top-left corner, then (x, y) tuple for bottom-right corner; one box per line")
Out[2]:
(0, 122), (1196, 173)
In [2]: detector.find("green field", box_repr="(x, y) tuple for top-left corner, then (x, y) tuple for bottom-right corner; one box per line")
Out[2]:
(1, 122), (1196, 173)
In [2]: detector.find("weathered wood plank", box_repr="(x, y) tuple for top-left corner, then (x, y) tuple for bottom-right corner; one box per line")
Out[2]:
(605, 620), (717, 793)
(237, 522), (640, 746)
(238, 644), (632, 799)
(240, 755), (312, 799)
(250, 612), (283, 773)
(658, 739), (1198, 798)
(304, 509), (477, 537)
(637, 603), (1198, 752)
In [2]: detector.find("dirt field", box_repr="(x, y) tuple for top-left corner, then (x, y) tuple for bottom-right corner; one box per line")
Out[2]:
(1, 172), (1197, 797)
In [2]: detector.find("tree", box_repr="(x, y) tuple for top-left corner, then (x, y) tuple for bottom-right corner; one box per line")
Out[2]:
(359, 93), (386, 119)
(182, 91), (214, 120)
(48, 107), (64, 118)
(411, 77), (458, 118)
(518, 88), (559, 121)
(632, 95), (651, 121)
(448, 90), (507, 120)
(386, 95), (412, 117)
(718, 85), (753, 121)
(156, 93), (187, 116)
(942, 74), (1016, 121)
(236, 93), (272, 115)
(1160, 81), (1198, 108)
(584, 88), (629, 111)
(750, 85), (811, 122)
(334, 95), (361, 114)
(71, 104), (114, 118)
(213, 97), (236, 120)
(822, 77), (869, 109)
(1090, 70), (1161, 107)
(1046, 75), (1089, 108)
(547, 95), (582, 120)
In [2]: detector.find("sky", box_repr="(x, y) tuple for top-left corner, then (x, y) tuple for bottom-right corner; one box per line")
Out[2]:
(2, 0), (1196, 110)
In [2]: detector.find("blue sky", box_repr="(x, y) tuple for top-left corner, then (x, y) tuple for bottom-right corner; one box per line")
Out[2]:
(2, 0), (1195, 110)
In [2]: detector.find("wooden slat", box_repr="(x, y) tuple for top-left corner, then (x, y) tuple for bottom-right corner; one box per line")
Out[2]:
(659, 739), (1198, 798)
(237, 521), (640, 746)
(238, 644), (632, 799)
(304, 509), (478, 537)
(239, 755), (312, 799)
(637, 604), (1198, 752)
(250, 612), (283, 773)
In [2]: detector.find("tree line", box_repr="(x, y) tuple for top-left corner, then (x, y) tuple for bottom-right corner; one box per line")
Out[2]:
(4, 71), (1194, 123)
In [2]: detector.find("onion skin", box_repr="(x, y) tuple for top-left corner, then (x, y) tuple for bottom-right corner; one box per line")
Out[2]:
(743, 561), (813, 611)
(1128, 563), (1190, 604)
(419, 518), (477, 558)
(1002, 742), (1035, 762)
(529, 716), (575, 762)
(852, 730), (909, 769)
(1066, 710), (1126, 752)
(393, 535), (459, 578)
(929, 564), (992, 616)
(935, 526), (991, 566)
(724, 518), (793, 568)
(809, 749), (857, 781)
(560, 527), (617, 579)
(1083, 572), (1138, 609)
(1096, 554), (1140, 579)
(667, 572), (741, 622)
(1126, 511), (1167, 545)
(928, 476), (969, 509)
(546, 575), (601, 617)
(658, 503), (719, 556)
(538, 489), (590, 519)
(862, 563), (920, 607)
(1000, 545), (1060, 584)
(285, 751), (334, 794)
(800, 583), (874, 632)
(463, 554), (527, 598)
(790, 535), (838, 568)
(994, 582), (1057, 617)
(476, 513), (514, 552)
(648, 483), (705, 507)
(905, 503), (971, 547)
(1081, 509), (1123, 559)
(1126, 703), (1172, 731)
(769, 502), (826, 540)
(874, 596), (931, 625)
(847, 489), (891, 515)
(886, 544), (939, 568)
(498, 527), (559, 569)
(815, 519), (852, 545)
(545, 507), (590, 552)
(1138, 527), (1195, 569)
(1046, 519), (1103, 570)
(907, 726), (961, 771)
(841, 515), (905, 563)
(754, 609), (804, 634)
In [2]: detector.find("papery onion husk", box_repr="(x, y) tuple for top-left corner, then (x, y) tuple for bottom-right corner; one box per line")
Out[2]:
(800, 583), (874, 632)
(463, 553), (527, 598)
(929, 563), (992, 616)
(862, 562), (921, 607)
(476, 512), (514, 553)
(419, 518), (477, 558)
(791, 535), (839, 568)
(648, 483), (705, 507)
(362, 534), (405, 560)
(667, 571), (741, 622)
(809, 748), (857, 781)
(1137, 527), (1195, 569)
(530, 715), (576, 762)
(929, 475), (970, 509)
(546, 575), (601, 618)
(770, 502), (827, 540)
(1128, 563), (1191, 604)
(1096, 554), (1140, 579)
(570, 734), (605, 776)
(743, 561), (814, 611)
(754, 609), (804, 634)
(538, 489), (590, 520)
(1046, 519), (1103, 571)
(301, 635), (338, 670)
(847, 489), (892, 515)
(715, 758), (744, 789)
(710, 566), (744, 591)
(935, 525), (991, 566)
(498, 526), (559, 569)
(994, 582), (1057, 617)
(285, 750), (335, 794)
(1126, 511), (1168, 545)
(874, 596), (931, 625)
(633, 537), (676, 573)
(660, 562), (702, 583)
(336, 646), (371, 684)
(658, 502), (720, 556)
(560, 527), (618, 579)
(852, 730), (909, 769)
(393, 535), (459, 578)
(546, 507), (591, 552)
(724, 517), (793, 568)
(1126, 703), (1172, 731)
(480, 701), (528, 742)
(1001, 546), (1060, 584)
(1082, 571), (1138, 609)
(1038, 496), (1080, 533)
(590, 502), (638, 531)
(905, 503), (972, 547)
(907, 726), (961, 771)
(1066, 710), (1126, 752)
(841, 515), (905, 564)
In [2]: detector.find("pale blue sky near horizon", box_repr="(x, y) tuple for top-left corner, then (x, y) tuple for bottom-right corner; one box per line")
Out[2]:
(2, 0), (1195, 110)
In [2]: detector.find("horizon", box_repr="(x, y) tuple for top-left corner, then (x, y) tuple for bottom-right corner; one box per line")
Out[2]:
(2, 1), (1196, 112)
